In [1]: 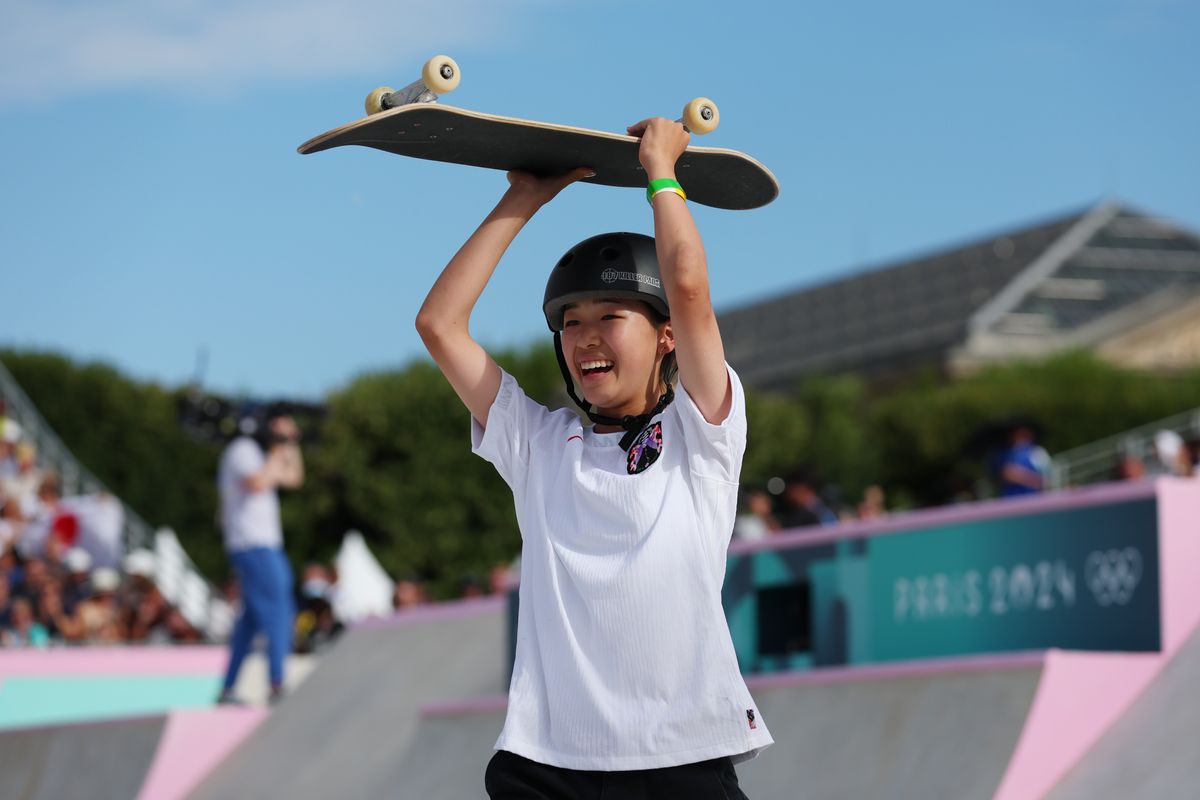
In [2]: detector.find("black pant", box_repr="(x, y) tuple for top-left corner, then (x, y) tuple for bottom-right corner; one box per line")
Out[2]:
(485, 750), (750, 799)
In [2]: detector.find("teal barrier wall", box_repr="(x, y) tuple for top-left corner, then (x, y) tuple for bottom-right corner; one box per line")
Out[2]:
(725, 495), (1161, 672)
(0, 676), (220, 730)
(504, 489), (1164, 675)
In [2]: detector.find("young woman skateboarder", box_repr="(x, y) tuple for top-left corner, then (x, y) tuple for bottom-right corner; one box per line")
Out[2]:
(416, 116), (772, 798)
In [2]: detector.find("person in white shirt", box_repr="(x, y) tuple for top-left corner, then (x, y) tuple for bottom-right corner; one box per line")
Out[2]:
(416, 117), (771, 798)
(216, 412), (303, 704)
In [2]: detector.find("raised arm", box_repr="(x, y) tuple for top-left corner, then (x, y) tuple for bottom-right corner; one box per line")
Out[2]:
(415, 169), (591, 427)
(627, 117), (731, 424)
(242, 417), (304, 492)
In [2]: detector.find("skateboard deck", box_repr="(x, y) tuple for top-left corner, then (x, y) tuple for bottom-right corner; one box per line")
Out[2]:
(297, 104), (779, 211)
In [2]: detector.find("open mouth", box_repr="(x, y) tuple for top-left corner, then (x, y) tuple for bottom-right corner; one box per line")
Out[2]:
(579, 359), (614, 378)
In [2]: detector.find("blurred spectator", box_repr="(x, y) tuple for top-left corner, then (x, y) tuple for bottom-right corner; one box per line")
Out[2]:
(294, 563), (342, 654)
(61, 548), (93, 611)
(0, 403), (23, 484)
(733, 488), (779, 541)
(997, 425), (1050, 498)
(18, 473), (77, 559)
(163, 607), (202, 643)
(4, 442), (42, 516)
(75, 567), (124, 644)
(2, 596), (48, 647)
(127, 585), (170, 643)
(217, 412), (304, 705)
(393, 575), (426, 610)
(1150, 430), (1192, 477)
(36, 580), (81, 642)
(300, 562), (333, 598)
(1185, 439), (1200, 478)
(1116, 453), (1147, 482)
(778, 469), (836, 530)
(459, 575), (485, 599)
(19, 558), (52, 600)
(0, 544), (18, 587)
(0, 399), (16, 440)
(0, 571), (11, 629)
(856, 485), (887, 521)
(489, 563), (514, 595)
(0, 498), (24, 552)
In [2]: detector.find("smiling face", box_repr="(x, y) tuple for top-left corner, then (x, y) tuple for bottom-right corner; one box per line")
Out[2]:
(559, 297), (674, 424)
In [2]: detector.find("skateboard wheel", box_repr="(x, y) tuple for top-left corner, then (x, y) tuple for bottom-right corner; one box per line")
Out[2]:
(422, 55), (461, 95)
(682, 97), (719, 135)
(365, 87), (394, 116)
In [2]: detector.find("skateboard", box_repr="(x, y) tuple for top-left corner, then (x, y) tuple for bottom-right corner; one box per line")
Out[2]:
(297, 56), (779, 211)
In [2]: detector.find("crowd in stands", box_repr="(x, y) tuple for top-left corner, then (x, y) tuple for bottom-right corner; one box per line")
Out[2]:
(1, 403), (204, 648)
(734, 424), (1200, 542)
(733, 470), (887, 542)
(1115, 429), (1199, 482)
(0, 519), (206, 648)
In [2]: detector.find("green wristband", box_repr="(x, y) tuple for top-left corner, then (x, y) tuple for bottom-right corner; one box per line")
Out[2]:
(646, 178), (687, 205)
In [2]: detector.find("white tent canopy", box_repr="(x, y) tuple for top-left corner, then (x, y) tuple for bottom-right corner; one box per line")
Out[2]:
(333, 530), (394, 624)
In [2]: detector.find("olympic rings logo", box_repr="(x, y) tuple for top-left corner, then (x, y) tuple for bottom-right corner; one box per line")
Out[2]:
(1085, 548), (1143, 607)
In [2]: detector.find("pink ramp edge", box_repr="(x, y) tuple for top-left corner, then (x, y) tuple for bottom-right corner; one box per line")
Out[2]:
(0, 645), (227, 678)
(991, 651), (1161, 800)
(993, 479), (1200, 800)
(1157, 478), (1200, 655)
(137, 707), (268, 800)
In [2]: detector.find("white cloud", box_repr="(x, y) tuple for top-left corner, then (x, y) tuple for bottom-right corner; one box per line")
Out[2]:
(0, 0), (545, 104)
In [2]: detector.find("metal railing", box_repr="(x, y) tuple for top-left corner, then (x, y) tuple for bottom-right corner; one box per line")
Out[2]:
(1048, 407), (1200, 489)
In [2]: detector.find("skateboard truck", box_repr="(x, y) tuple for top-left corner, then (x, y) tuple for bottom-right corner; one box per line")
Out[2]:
(365, 55), (461, 116)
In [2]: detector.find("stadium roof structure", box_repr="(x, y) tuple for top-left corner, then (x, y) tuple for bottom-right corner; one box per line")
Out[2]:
(718, 201), (1200, 392)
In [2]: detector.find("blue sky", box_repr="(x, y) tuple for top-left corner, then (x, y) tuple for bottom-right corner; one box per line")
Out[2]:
(2, 0), (1197, 400)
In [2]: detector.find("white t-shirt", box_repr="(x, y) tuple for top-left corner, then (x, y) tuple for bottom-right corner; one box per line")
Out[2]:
(472, 366), (773, 771)
(218, 437), (283, 553)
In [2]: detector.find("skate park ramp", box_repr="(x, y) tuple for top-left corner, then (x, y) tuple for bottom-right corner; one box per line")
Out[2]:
(189, 480), (1200, 799)
(0, 715), (166, 800)
(1046, 623), (1200, 799)
(188, 597), (508, 800)
(740, 661), (1043, 800)
(397, 655), (1046, 800)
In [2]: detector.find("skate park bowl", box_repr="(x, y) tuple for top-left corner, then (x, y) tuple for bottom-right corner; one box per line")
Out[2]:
(3, 478), (1197, 799)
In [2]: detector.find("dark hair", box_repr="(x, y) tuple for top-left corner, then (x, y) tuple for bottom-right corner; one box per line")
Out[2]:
(645, 303), (678, 390)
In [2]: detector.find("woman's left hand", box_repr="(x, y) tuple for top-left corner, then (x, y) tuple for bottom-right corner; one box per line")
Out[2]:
(627, 117), (690, 179)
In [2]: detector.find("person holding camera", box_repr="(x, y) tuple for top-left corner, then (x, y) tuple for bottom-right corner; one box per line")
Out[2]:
(216, 412), (304, 705)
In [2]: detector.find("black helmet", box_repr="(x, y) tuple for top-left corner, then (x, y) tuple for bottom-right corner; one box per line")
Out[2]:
(544, 232), (675, 452)
(543, 233), (669, 331)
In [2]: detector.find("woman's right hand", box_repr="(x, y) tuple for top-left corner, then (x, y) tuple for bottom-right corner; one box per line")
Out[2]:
(504, 167), (595, 207)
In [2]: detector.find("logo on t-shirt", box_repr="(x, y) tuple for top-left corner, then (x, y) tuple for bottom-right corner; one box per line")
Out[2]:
(746, 709), (757, 730)
(626, 421), (663, 475)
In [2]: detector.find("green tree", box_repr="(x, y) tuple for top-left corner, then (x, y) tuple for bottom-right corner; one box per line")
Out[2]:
(872, 351), (1200, 505)
(286, 343), (565, 598)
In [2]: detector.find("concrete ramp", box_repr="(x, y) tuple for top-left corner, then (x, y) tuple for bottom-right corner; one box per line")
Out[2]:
(1047, 624), (1200, 799)
(385, 654), (1044, 800)
(0, 715), (166, 800)
(188, 597), (508, 800)
(742, 660), (1043, 800)
(399, 700), (507, 798)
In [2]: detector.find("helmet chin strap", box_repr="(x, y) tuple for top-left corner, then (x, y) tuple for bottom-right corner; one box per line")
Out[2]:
(553, 333), (675, 451)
